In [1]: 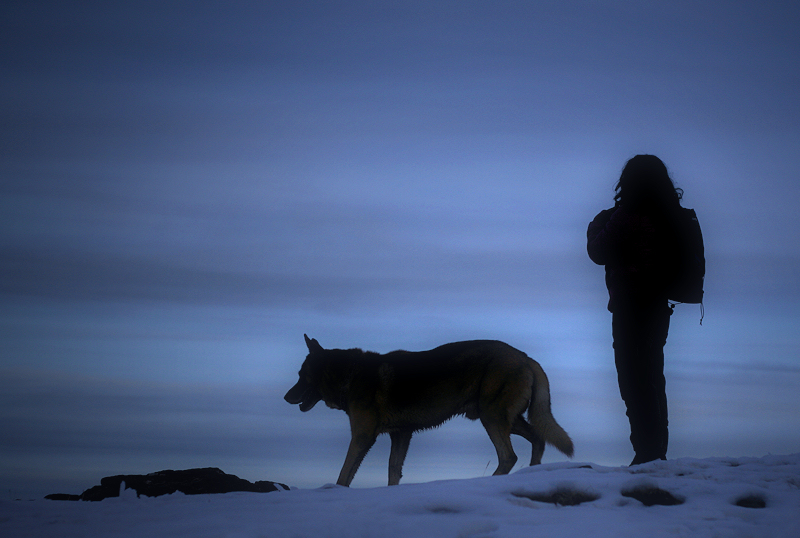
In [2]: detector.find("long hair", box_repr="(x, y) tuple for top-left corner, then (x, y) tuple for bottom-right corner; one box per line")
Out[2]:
(614, 155), (683, 212)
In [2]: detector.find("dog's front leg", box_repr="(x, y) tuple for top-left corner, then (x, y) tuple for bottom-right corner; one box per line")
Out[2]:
(337, 410), (378, 487)
(388, 430), (412, 486)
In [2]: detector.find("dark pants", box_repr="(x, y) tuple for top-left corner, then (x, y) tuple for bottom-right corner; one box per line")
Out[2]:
(612, 302), (672, 464)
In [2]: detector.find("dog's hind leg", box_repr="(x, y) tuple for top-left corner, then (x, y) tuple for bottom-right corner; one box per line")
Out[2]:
(388, 430), (412, 486)
(481, 414), (518, 475)
(511, 415), (545, 465)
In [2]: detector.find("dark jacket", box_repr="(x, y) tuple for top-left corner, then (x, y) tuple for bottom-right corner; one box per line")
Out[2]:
(587, 204), (676, 312)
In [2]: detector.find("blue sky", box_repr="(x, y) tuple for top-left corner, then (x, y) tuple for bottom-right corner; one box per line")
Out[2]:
(2, 1), (799, 498)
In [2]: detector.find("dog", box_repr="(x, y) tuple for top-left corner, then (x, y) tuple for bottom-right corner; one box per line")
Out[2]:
(284, 335), (574, 486)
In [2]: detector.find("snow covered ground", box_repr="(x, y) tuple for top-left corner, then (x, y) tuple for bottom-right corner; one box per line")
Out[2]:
(2, 454), (798, 538)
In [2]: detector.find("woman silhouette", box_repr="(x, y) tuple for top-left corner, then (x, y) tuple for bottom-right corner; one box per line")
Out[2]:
(587, 155), (684, 465)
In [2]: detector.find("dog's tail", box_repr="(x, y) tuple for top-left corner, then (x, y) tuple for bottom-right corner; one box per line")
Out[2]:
(528, 361), (574, 458)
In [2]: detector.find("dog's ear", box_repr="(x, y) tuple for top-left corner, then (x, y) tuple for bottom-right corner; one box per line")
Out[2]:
(304, 334), (323, 353)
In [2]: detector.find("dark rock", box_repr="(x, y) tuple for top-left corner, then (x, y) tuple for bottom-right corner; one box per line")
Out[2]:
(621, 484), (684, 506)
(513, 487), (600, 506)
(44, 493), (81, 501)
(735, 494), (767, 508)
(48, 468), (289, 501)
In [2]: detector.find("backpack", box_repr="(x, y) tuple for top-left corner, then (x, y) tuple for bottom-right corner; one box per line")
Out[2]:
(668, 207), (705, 312)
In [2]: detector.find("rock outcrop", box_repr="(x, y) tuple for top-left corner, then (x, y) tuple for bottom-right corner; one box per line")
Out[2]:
(46, 468), (289, 501)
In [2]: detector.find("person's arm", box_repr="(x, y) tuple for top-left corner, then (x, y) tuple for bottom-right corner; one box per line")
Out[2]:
(587, 207), (621, 265)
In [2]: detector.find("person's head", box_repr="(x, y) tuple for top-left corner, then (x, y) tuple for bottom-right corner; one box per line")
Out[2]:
(614, 154), (682, 209)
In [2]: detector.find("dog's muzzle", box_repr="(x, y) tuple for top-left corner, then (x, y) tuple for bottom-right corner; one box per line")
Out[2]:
(284, 382), (319, 412)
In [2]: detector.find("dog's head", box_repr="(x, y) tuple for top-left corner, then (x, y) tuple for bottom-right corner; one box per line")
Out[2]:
(284, 334), (325, 412)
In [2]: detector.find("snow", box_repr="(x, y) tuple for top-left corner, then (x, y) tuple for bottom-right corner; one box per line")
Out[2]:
(2, 454), (798, 538)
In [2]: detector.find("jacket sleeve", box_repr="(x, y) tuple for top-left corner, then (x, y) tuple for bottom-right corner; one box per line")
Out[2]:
(587, 207), (621, 266)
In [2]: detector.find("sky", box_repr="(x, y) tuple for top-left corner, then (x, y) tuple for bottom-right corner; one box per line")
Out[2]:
(1, 1), (799, 499)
